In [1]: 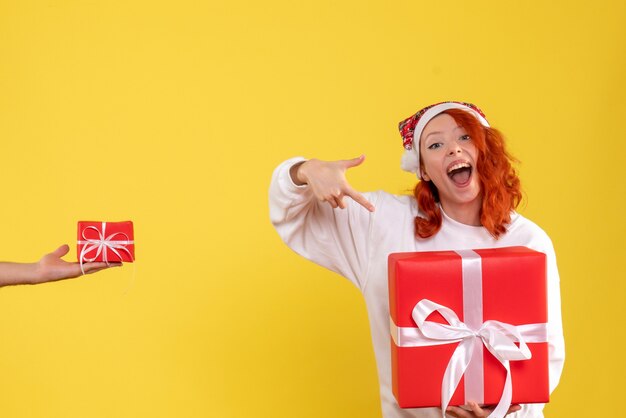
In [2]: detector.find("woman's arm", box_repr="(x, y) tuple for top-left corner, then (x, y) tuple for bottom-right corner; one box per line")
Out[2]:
(269, 156), (376, 289)
(0, 244), (119, 287)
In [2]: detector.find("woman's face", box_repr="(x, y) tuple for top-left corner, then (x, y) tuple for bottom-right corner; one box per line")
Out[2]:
(419, 113), (482, 213)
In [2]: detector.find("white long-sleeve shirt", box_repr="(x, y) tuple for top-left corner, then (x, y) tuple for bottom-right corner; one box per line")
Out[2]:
(269, 158), (565, 418)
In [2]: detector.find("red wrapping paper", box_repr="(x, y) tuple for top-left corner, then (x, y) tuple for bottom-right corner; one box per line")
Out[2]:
(388, 246), (548, 408)
(77, 221), (135, 263)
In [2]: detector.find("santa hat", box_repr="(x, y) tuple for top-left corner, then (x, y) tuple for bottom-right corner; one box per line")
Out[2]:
(398, 101), (490, 179)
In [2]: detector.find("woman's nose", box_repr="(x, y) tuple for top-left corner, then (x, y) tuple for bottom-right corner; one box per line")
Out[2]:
(447, 143), (462, 155)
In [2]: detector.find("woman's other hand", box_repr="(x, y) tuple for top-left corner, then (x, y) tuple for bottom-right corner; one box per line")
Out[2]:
(445, 401), (521, 418)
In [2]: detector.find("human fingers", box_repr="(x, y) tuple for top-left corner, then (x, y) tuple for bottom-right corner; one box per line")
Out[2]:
(335, 194), (347, 209)
(315, 185), (342, 209)
(341, 154), (366, 169)
(82, 262), (122, 274)
(466, 401), (490, 417)
(83, 265), (120, 275)
(444, 406), (469, 418)
(323, 194), (339, 209)
(506, 404), (522, 415)
(345, 187), (375, 212)
(50, 244), (70, 259)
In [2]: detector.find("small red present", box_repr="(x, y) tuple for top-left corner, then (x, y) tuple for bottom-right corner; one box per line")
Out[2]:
(77, 221), (135, 266)
(388, 247), (548, 415)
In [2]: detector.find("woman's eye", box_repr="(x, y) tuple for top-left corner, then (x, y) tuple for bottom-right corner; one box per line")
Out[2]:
(460, 135), (471, 141)
(427, 143), (442, 150)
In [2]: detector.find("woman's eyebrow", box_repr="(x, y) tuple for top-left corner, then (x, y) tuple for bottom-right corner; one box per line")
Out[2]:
(424, 125), (465, 141)
(424, 131), (443, 140)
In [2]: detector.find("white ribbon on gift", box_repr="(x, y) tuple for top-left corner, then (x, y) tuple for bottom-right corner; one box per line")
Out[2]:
(78, 222), (134, 274)
(389, 250), (548, 418)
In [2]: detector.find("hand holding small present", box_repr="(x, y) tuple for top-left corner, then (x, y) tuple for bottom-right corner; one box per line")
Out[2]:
(0, 244), (120, 287)
(445, 401), (522, 418)
(37, 244), (120, 282)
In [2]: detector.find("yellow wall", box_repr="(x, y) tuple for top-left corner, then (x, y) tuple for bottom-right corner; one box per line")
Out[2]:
(0, 1), (623, 417)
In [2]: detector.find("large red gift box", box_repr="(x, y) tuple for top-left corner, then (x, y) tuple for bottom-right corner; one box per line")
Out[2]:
(77, 221), (135, 263)
(388, 247), (549, 410)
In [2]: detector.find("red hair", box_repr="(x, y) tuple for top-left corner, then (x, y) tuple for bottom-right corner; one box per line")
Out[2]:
(414, 109), (522, 239)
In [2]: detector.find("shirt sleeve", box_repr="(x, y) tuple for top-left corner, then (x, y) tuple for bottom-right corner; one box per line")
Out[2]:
(510, 234), (566, 418)
(545, 244), (565, 393)
(269, 157), (377, 290)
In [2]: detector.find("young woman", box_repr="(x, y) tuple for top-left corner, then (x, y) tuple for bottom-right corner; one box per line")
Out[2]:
(269, 101), (564, 418)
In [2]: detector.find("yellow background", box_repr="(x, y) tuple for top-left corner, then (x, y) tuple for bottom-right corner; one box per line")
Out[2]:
(0, 1), (624, 417)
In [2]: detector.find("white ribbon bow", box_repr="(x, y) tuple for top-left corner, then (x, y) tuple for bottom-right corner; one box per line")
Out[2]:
(78, 222), (134, 274)
(408, 299), (546, 418)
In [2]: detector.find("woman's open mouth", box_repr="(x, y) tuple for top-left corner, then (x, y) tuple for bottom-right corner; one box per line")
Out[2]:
(447, 162), (472, 187)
